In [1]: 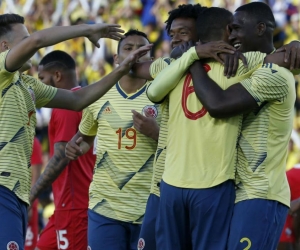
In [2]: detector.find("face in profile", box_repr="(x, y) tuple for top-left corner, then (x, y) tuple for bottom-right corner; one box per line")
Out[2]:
(228, 11), (257, 53)
(115, 35), (151, 65)
(37, 65), (56, 87)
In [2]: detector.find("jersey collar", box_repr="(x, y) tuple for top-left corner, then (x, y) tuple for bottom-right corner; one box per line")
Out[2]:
(116, 82), (147, 100)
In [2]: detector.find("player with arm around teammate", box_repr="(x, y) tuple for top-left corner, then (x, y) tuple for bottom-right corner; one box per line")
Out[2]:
(147, 4), (300, 249)
(0, 13), (153, 249)
(150, 3), (300, 249)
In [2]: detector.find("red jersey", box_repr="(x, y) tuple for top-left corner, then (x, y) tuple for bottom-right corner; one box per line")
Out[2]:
(280, 164), (300, 242)
(48, 87), (96, 210)
(31, 137), (43, 165)
(287, 164), (300, 201)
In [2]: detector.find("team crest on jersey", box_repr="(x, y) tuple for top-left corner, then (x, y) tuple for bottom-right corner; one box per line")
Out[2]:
(142, 105), (158, 118)
(28, 87), (35, 103)
(7, 241), (19, 250)
(137, 238), (145, 250)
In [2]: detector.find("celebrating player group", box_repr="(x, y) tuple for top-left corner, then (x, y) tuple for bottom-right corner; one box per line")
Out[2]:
(0, 1), (300, 250)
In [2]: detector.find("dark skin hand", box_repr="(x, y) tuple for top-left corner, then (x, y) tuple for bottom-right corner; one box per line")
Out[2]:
(171, 40), (244, 77)
(132, 110), (159, 141)
(173, 40), (300, 78)
(276, 40), (300, 70)
(173, 40), (299, 118)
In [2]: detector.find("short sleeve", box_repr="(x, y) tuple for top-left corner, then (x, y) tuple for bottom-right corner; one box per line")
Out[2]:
(236, 51), (267, 75)
(149, 57), (174, 79)
(51, 109), (81, 143)
(240, 64), (289, 106)
(22, 74), (57, 108)
(0, 51), (17, 89)
(79, 107), (98, 136)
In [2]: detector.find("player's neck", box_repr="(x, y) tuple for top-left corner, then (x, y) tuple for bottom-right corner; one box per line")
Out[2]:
(119, 75), (146, 94)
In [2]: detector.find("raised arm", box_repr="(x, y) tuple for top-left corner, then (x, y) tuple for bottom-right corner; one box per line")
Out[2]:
(146, 46), (199, 103)
(45, 44), (153, 111)
(190, 61), (257, 118)
(190, 59), (289, 118)
(6, 23), (124, 72)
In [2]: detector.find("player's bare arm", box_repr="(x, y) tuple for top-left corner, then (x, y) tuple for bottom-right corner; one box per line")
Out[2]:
(45, 44), (153, 111)
(5, 23), (124, 72)
(65, 131), (95, 160)
(132, 110), (159, 141)
(29, 142), (69, 204)
(147, 41), (236, 103)
(223, 41), (300, 77)
(190, 44), (300, 118)
(190, 60), (257, 118)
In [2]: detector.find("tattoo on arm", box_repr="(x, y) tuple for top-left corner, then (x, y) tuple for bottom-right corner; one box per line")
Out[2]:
(30, 142), (69, 203)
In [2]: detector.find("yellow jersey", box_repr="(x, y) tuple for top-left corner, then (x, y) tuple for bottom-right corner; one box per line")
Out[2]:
(0, 51), (57, 204)
(79, 82), (160, 223)
(148, 48), (266, 188)
(236, 63), (296, 207)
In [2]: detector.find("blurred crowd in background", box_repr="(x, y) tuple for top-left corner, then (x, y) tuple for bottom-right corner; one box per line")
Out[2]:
(1, 0), (300, 237)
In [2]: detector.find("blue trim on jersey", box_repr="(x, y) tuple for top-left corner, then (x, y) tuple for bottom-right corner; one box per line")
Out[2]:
(116, 82), (147, 100)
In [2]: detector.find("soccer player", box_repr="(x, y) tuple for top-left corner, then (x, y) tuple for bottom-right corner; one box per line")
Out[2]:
(278, 165), (300, 250)
(0, 13), (150, 249)
(25, 137), (43, 250)
(65, 30), (160, 250)
(135, 4), (206, 250)
(193, 4), (298, 249)
(27, 51), (96, 250)
(147, 5), (300, 249)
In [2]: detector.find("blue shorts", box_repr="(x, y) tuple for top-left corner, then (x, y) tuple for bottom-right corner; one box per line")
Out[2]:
(157, 180), (235, 250)
(88, 209), (141, 250)
(228, 199), (289, 250)
(138, 194), (160, 250)
(0, 185), (28, 250)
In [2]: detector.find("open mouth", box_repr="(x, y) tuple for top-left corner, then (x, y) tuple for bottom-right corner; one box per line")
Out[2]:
(233, 43), (241, 50)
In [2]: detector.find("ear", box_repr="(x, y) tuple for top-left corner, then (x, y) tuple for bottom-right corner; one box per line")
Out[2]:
(53, 71), (62, 82)
(0, 40), (9, 52)
(113, 54), (119, 65)
(257, 22), (266, 36)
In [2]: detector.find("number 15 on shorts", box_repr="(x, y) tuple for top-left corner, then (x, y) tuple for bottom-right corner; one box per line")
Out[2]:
(56, 230), (69, 250)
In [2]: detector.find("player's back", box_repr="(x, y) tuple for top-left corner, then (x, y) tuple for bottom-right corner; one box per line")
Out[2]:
(163, 51), (266, 189)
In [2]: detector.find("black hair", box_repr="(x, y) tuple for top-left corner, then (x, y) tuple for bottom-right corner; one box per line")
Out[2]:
(117, 29), (149, 54)
(165, 4), (207, 34)
(197, 7), (233, 42)
(236, 2), (276, 29)
(39, 50), (76, 71)
(0, 14), (24, 39)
